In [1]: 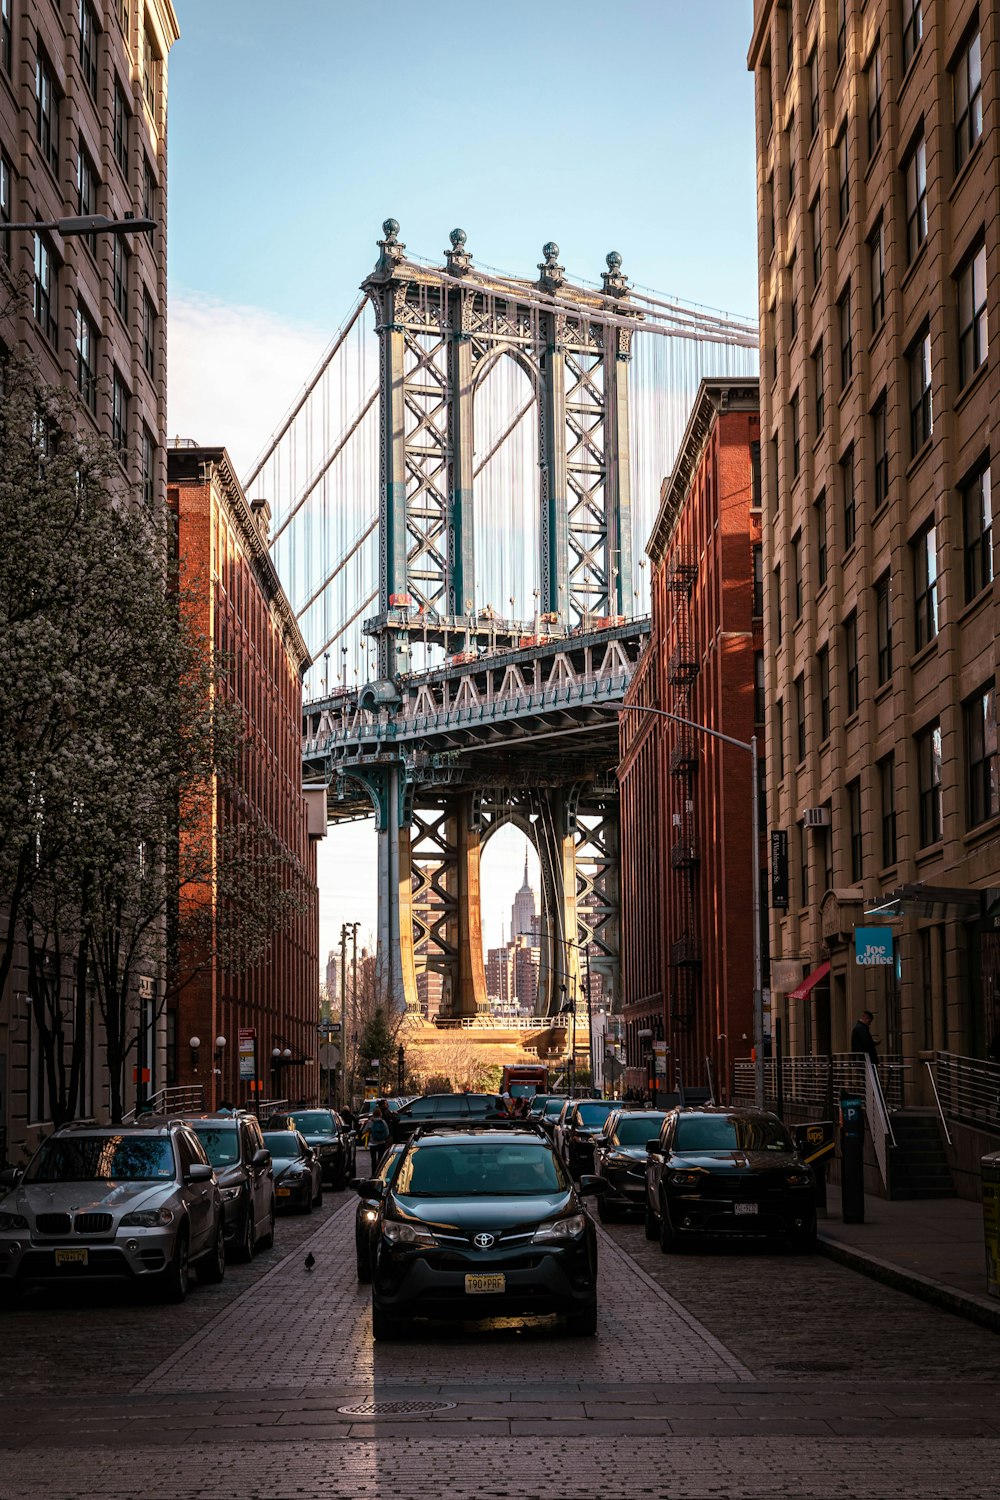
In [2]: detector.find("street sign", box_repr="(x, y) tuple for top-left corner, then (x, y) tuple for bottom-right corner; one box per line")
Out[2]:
(652, 1040), (668, 1077)
(318, 1019), (333, 1037)
(770, 830), (788, 909)
(855, 927), (894, 966)
(238, 1027), (257, 1081)
(319, 1044), (341, 1069)
(137, 975), (154, 1000)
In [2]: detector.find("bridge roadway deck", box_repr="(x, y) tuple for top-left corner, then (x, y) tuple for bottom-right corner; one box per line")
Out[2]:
(2, 1192), (998, 1498)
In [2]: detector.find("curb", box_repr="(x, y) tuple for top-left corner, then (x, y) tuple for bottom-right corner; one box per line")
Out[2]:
(817, 1232), (1000, 1334)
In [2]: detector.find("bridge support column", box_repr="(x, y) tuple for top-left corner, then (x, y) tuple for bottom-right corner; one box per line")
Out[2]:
(454, 797), (489, 1019)
(374, 766), (418, 1014)
(534, 790), (581, 1016)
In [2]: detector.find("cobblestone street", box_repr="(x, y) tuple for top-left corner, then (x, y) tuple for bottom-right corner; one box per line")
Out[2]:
(1, 1193), (999, 1498)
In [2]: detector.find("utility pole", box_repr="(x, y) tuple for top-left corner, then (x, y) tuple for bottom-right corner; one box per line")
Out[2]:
(339, 923), (349, 1109)
(584, 942), (595, 1092)
(349, 922), (360, 1107)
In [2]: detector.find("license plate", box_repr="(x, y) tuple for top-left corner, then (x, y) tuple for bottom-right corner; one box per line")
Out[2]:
(733, 1202), (758, 1216)
(276, 1188), (292, 1197)
(54, 1248), (88, 1266)
(465, 1273), (505, 1294)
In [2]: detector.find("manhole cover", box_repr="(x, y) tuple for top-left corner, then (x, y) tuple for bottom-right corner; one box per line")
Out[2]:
(336, 1399), (457, 1416)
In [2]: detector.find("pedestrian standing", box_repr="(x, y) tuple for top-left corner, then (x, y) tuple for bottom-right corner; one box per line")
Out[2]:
(363, 1101), (390, 1174)
(850, 1010), (879, 1065)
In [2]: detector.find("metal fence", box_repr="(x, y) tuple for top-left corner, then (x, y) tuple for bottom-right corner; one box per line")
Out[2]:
(122, 1084), (204, 1122)
(732, 1054), (908, 1112)
(932, 1052), (1000, 1137)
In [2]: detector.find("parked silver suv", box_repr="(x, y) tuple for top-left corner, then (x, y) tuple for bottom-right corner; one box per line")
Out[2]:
(0, 1118), (226, 1303)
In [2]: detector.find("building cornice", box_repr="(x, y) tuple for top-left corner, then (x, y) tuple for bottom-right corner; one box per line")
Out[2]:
(747, 0), (777, 71)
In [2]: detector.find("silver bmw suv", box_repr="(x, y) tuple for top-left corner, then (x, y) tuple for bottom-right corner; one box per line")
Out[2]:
(0, 1118), (226, 1303)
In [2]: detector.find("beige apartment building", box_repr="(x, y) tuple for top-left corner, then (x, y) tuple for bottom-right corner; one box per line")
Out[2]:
(748, 0), (1000, 1174)
(0, 1), (179, 1155)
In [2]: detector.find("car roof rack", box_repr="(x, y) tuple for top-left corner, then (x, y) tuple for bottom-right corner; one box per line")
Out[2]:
(408, 1121), (549, 1141)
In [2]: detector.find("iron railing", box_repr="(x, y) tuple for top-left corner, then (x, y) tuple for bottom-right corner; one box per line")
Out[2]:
(732, 1054), (908, 1112)
(122, 1084), (204, 1122)
(864, 1056), (895, 1188)
(923, 1059), (953, 1146)
(931, 1052), (1000, 1137)
(257, 1098), (291, 1122)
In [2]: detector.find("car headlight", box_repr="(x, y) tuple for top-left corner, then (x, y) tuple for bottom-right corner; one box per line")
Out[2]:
(381, 1220), (437, 1247)
(669, 1170), (703, 1186)
(532, 1213), (586, 1242)
(786, 1171), (812, 1187)
(0, 1212), (28, 1231)
(219, 1186), (243, 1202)
(362, 1208), (378, 1223)
(121, 1208), (174, 1228)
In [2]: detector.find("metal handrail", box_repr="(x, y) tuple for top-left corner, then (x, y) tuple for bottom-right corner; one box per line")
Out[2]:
(932, 1051), (1000, 1137)
(122, 1084), (205, 1123)
(732, 1053), (908, 1111)
(864, 1056), (894, 1188)
(923, 1059), (953, 1146)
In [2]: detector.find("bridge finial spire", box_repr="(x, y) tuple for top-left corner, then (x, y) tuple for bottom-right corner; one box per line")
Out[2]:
(537, 240), (565, 293)
(445, 227), (473, 276)
(374, 218), (405, 276)
(602, 250), (630, 299)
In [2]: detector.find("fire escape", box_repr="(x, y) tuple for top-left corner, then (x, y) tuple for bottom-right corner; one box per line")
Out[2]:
(665, 549), (700, 1031)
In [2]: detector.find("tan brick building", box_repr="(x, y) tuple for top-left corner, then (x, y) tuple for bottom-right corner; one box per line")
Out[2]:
(749, 1), (1000, 1119)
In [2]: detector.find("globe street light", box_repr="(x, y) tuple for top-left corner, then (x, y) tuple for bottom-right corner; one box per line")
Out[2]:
(617, 703), (764, 1111)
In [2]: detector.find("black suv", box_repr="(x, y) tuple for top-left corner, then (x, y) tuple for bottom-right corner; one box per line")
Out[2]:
(558, 1099), (619, 1177)
(390, 1093), (507, 1144)
(361, 1125), (604, 1340)
(180, 1112), (275, 1262)
(286, 1109), (355, 1188)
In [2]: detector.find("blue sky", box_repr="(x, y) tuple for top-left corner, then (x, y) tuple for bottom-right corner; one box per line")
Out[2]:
(165, 0), (760, 967)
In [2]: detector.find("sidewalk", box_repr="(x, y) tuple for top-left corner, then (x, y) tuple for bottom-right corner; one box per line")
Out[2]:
(818, 1181), (1000, 1331)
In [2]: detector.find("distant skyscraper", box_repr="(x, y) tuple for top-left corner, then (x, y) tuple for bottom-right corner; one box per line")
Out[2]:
(511, 855), (539, 944)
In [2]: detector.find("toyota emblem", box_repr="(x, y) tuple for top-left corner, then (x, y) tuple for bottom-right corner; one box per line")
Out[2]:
(473, 1232), (495, 1249)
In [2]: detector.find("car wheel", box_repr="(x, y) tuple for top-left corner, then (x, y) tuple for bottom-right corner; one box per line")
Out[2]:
(644, 1198), (659, 1240)
(199, 1217), (226, 1285)
(658, 1196), (679, 1254)
(234, 1205), (255, 1263)
(597, 1194), (619, 1224)
(789, 1221), (817, 1254)
(0, 1283), (23, 1311)
(302, 1188), (314, 1215)
(158, 1225), (190, 1303)
(565, 1302), (598, 1337)
(314, 1179), (324, 1209)
(371, 1303), (406, 1341)
(259, 1201), (276, 1251)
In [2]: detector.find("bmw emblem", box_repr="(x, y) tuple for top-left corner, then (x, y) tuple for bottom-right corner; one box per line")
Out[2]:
(473, 1232), (495, 1249)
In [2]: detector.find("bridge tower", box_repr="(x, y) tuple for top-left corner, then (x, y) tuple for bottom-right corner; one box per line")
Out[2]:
(346, 224), (643, 1019)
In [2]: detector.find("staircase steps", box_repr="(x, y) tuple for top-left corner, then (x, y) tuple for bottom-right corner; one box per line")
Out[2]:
(889, 1112), (956, 1200)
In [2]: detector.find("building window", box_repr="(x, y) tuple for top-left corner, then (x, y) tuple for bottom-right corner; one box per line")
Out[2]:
(909, 327), (932, 456)
(841, 445), (856, 551)
(879, 755), (897, 867)
(810, 196), (822, 288)
(117, 0), (130, 37)
(143, 28), (160, 118)
(76, 302), (98, 413)
(79, 1), (98, 97)
(875, 573), (893, 686)
(1, 0), (10, 77)
(765, 174), (775, 257)
(954, 28), (983, 174)
(113, 236), (129, 323)
(845, 610), (858, 715)
(775, 564), (783, 644)
(752, 542), (763, 617)
(902, 0), (923, 71)
(817, 644), (831, 740)
(790, 390), (800, 477)
(808, 46), (819, 136)
(775, 699), (785, 779)
(962, 460), (992, 604)
(142, 425), (156, 507)
(839, 284), (853, 388)
(114, 80), (130, 179)
(917, 721), (943, 847)
(913, 523), (939, 649)
(35, 48), (60, 176)
(76, 141), (98, 257)
(966, 684), (998, 828)
(836, 0), (846, 67)
(751, 440), (761, 510)
(142, 291), (156, 379)
(792, 532), (803, 619)
(869, 220), (884, 331)
(0, 151), (10, 266)
(799, 824), (809, 908)
(957, 243), (988, 389)
(112, 369), (129, 461)
(754, 651), (765, 724)
(787, 110), (796, 201)
(837, 125), (850, 228)
(795, 674), (806, 764)
(813, 340), (825, 435)
(904, 134), (927, 264)
(847, 779), (863, 883)
(873, 396), (889, 510)
(33, 233), (57, 346)
(143, 157), (157, 223)
(866, 42), (882, 158)
(816, 491), (828, 587)
(769, 434), (779, 513)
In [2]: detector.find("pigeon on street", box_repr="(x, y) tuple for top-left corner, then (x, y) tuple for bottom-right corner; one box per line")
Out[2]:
(304, 1252), (315, 1271)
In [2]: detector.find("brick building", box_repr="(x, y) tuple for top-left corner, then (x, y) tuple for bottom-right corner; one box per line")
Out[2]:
(619, 380), (763, 1100)
(748, 0), (1000, 1106)
(167, 444), (324, 1112)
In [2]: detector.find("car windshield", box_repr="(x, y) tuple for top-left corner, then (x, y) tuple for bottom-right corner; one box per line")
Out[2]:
(543, 1099), (565, 1117)
(527, 1097), (549, 1115)
(394, 1142), (567, 1197)
(615, 1115), (665, 1146)
(575, 1102), (615, 1125)
(24, 1135), (176, 1183)
(189, 1126), (240, 1167)
(289, 1111), (338, 1134)
(264, 1132), (302, 1160)
(673, 1115), (793, 1153)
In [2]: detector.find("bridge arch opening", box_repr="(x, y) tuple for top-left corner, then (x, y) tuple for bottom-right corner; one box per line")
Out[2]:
(472, 351), (540, 624)
(479, 823), (543, 1020)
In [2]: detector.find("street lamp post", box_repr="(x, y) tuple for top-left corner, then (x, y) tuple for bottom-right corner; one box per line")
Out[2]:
(4, 212), (156, 237)
(617, 703), (765, 1111)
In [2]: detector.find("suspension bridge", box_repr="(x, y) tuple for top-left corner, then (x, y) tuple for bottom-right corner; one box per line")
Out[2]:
(246, 222), (758, 1027)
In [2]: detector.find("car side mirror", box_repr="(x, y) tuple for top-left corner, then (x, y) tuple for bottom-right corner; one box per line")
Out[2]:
(0, 1166), (23, 1189)
(252, 1148), (271, 1169)
(646, 1139), (663, 1155)
(352, 1177), (385, 1197)
(577, 1175), (607, 1196)
(185, 1162), (214, 1185)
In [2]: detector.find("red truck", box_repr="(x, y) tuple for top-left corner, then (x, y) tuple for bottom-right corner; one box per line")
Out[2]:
(501, 1063), (549, 1098)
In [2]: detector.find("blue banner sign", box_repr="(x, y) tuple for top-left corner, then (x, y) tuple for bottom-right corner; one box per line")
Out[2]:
(855, 927), (893, 966)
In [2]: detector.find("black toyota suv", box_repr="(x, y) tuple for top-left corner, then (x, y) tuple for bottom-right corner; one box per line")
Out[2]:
(558, 1098), (619, 1177)
(286, 1108), (355, 1189)
(361, 1125), (604, 1340)
(180, 1111), (275, 1262)
(389, 1093), (507, 1144)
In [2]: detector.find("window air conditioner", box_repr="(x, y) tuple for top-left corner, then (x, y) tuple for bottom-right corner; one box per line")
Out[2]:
(801, 806), (831, 827)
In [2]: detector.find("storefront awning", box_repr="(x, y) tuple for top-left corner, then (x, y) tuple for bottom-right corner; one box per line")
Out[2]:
(788, 960), (831, 1000)
(865, 884), (984, 921)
